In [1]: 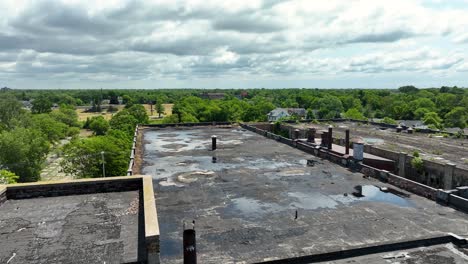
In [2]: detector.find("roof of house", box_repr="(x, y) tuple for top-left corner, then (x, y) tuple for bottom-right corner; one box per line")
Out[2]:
(268, 108), (306, 116)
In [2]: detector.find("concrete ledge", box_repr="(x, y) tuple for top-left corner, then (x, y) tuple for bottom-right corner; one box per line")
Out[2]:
(142, 176), (160, 264)
(450, 195), (468, 213)
(0, 185), (6, 206)
(255, 234), (465, 264)
(6, 176), (143, 199)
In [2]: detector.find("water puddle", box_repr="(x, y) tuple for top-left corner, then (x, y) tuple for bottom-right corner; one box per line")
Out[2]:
(352, 185), (413, 208)
(222, 185), (414, 220)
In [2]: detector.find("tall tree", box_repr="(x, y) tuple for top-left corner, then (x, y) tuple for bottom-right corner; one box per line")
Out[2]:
(0, 128), (49, 182)
(444, 107), (467, 129)
(31, 95), (53, 114)
(156, 102), (164, 118)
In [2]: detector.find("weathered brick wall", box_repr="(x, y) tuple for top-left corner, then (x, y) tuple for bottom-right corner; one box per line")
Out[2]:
(6, 178), (142, 199)
(387, 173), (437, 200)
(363, 145), (400, 164)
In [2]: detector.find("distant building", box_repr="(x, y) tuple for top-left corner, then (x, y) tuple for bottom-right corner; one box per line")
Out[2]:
(1, 87), (11, 92)
(200, 92), (225, 100)
(235, 91), (249, 100)
(21, 100), (33, 109)
(267, 108), (306, 122)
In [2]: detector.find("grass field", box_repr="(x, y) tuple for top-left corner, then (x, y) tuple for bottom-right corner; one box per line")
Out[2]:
(143, 103), (173, 118)
(75, 105), (125, 121)
(75, 104), (173, 122)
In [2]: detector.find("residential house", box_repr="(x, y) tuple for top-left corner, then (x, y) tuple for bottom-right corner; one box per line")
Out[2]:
(267, 108), (306, 122)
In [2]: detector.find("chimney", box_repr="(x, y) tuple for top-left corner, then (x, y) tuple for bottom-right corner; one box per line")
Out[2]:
(345, 129), (350, 155)
(211, 135), (217, 151)
(183, 222), (197, 264)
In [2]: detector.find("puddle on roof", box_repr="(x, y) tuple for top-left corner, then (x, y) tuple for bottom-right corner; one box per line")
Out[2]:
(352, 185), (414, 208)
(222, 185), (414, 220)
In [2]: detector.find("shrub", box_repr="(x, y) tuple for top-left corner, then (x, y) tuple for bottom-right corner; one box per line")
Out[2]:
(411, 156), (424, 172)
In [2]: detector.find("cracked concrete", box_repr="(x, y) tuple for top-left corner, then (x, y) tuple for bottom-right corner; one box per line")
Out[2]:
(0, 191), (144, 264)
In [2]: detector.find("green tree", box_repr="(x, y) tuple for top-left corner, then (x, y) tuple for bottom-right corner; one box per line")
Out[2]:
(31, 114), (68, 142)
(0, 169), (19, 184)
(423, 112), (443, 130)
(444, 107), (467, 129)
(156, 102), (164, 118)
(172, 104), (182, 123)
(50, 106), (80, 127)
(382, 117), (397, 125)
(306, 108), (316, 120)
(398, 85), (418, 93)
(31, 95), (53, 114)
(343, 108), (366, 120)
(110, 113), (138, 135)
(413, 108), (430, 120)
(0, 128), (49, 182)
(126, 104), (149, 124)
(122, 95), (134, 105)
(61, 134), (130, 178)
(0, 95), (24, 131)
(318, 96), (343, 119)
(89, 116), (110, 135)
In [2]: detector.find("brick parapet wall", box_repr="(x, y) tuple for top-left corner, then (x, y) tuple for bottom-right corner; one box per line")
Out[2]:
(6, 177), (142, 199)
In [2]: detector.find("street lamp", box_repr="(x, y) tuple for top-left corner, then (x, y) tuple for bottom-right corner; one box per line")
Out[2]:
(101, 151), (105, 177)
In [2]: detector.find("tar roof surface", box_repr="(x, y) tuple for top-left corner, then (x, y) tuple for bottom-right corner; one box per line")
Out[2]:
(141, 126), (468, 264)
(0, 191), (144, 264)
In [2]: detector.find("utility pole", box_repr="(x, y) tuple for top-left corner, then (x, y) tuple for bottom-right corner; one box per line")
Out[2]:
(101, 151), (106, 177)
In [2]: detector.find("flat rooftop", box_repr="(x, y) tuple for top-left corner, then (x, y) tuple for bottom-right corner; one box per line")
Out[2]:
(292, 121), (468, 169)
(0, 191), (144, 263)
(141, 126), (468, 263)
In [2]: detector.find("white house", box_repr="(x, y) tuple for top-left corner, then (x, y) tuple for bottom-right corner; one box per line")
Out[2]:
(267, 108), (306, 122)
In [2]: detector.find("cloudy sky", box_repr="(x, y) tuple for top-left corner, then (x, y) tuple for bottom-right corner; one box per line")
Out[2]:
(1, 0), (468, 89)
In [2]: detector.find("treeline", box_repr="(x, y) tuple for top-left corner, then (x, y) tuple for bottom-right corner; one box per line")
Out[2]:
(3, 86), (468, 129)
